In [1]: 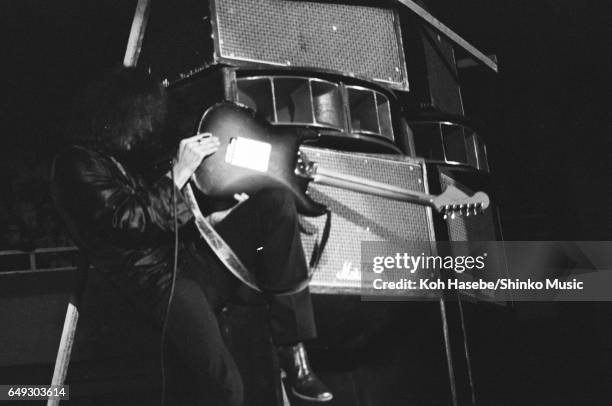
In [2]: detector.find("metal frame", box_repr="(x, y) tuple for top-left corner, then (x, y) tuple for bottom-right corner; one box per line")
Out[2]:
(0, 247), (79, 276)
(410, 120), (490, 172)
(235, 74), (397, 144)
(344, 84), (395, 141)
(236, 75), (347, 132)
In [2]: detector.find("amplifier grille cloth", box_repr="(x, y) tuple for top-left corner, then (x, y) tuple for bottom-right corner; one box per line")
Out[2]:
(298, 147), (433, 294)
(214, 0), (407, 89)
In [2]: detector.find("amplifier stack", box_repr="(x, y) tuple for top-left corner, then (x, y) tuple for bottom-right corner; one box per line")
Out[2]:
(140, 2), (502, 405)
(139, 0), (501, 296)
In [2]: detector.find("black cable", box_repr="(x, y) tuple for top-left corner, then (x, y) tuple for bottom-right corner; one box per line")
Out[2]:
(160, 164), (179, 406)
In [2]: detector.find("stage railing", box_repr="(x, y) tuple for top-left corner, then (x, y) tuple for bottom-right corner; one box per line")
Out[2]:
(0, 246), (79, 275)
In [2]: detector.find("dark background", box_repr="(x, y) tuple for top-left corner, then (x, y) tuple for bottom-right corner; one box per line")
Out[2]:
(435, 0), (612, 241)
(1, 1), (611, 405)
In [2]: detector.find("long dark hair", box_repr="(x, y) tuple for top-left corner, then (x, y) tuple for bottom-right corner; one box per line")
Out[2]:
(70, 66), (167, 163)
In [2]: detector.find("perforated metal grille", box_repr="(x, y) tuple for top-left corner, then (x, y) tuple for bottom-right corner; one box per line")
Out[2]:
(440, 173), (496, 241)
(298, 147), (433, 294)
(214, 0), (408, 89)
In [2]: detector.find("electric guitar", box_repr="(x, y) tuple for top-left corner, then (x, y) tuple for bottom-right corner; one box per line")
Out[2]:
(192, 102), (490, 218)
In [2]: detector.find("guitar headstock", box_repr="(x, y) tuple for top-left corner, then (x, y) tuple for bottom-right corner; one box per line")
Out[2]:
(432, 185), (490, 219)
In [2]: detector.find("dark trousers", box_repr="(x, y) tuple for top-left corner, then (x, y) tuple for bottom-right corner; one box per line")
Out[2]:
(162, 188), (316, 406)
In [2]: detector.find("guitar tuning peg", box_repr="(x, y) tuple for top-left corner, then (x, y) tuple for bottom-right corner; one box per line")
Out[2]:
(443, 213), (448, 220)
(450, 211), (456, 219)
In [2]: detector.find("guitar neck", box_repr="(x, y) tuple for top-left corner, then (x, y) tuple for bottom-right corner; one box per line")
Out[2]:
(312, 167), (436, 209)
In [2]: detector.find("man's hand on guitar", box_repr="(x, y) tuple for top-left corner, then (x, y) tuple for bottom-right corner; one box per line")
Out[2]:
(170, 132), (220, 189)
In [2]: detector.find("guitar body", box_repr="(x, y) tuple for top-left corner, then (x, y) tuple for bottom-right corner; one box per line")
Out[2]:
(192, 102), (327, 216)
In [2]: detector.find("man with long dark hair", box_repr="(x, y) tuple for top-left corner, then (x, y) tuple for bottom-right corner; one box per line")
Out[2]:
(50, 67), (332, 405)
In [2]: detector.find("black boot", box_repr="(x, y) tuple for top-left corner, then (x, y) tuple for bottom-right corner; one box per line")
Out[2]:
(277, 342), (333, 402)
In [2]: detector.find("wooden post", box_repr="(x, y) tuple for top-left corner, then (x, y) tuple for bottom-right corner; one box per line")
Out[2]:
(123, 0), (152, 67)
(47, 302), (79, 406)
(47, 254), (89, 405)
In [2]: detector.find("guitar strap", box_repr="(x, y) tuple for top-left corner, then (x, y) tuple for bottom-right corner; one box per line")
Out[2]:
(183, 184), (310, 296)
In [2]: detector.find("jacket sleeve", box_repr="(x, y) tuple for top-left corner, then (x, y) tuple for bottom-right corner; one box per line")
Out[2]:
(52, 147), (193, 249)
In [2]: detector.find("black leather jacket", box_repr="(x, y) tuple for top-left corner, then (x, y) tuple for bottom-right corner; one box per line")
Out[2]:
(50, 145), (194, 318)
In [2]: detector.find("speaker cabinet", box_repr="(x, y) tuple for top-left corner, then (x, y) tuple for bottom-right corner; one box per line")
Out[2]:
(410, 117), (489, 172)
(297, 146), (437, 296)
(141, 0), (408, 90)
(398, 0), (464, 115)
(419, 26), (464, 115)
